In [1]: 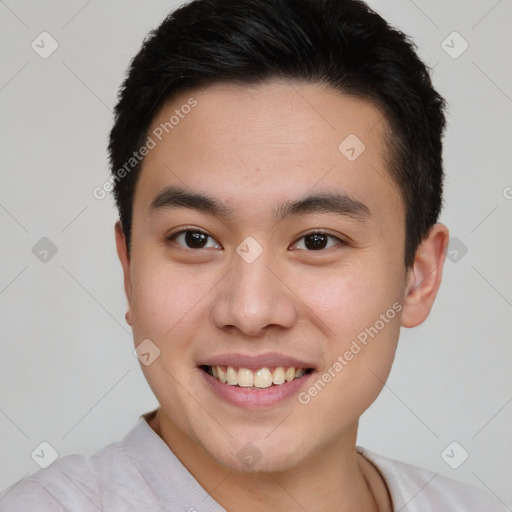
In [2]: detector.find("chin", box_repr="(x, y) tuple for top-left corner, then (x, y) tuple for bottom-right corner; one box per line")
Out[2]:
(199, 431), (310, 473)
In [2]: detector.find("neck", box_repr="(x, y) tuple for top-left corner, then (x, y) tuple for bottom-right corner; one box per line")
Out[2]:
(148, 409), (390, 512)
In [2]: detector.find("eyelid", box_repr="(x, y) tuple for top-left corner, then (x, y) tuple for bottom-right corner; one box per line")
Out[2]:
(166, 226), (223, 249)
(165, 227), (347, 251)
(290, 230), (346, 250)
(166, 225), (210, 239)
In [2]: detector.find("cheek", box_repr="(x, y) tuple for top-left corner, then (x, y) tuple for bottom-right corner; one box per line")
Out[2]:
(296, 273), (402, 428)
(292, 259), (403, 413)
(293, 257), (404, 396)
(129, 259), (214, 342)
(291, 258), (403, 339)
(128, 262), (213, 401)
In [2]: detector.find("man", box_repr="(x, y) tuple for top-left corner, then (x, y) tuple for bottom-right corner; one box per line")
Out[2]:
(1, 0), (506, 510)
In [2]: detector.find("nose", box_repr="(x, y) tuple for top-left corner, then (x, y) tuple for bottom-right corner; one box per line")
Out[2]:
(211, 251), (298, 337)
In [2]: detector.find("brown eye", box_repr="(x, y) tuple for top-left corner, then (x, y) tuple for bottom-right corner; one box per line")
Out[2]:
(169, 230), (221, 249)
(292, 232), (343, 251)
(304, 233), (328, 250)
(185, 231), (208, 248)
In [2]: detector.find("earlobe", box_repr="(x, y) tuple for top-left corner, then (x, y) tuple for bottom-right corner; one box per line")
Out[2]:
(401, 223), (450, 328)
(115, 221), (132, 324)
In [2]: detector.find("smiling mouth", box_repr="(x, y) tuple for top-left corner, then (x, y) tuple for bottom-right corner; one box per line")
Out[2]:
(200, 365), (314, 389)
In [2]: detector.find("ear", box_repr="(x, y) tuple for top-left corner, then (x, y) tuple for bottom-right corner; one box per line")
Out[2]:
(115, 221), (133, 326)
(401, 223), (450, 328)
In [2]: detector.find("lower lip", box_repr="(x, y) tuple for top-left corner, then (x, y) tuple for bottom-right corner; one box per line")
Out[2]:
(199, 368), (313, 410)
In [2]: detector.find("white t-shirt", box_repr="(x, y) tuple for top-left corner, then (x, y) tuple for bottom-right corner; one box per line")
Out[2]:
(0, 410), (507, 511)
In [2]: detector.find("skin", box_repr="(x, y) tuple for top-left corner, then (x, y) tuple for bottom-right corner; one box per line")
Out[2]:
(115, 80), (449, 512)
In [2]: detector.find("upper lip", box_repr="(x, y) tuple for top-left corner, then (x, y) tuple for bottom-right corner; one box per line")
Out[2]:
(198, 352), (316, 371)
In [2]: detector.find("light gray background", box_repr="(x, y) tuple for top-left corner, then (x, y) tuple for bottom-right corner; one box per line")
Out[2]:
(1, 0), (511, 506)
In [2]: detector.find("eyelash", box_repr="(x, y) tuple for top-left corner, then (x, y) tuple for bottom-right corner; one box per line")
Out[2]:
(293, 230), (344, 251)
(165, 227), (220, 251)
(166, 228), (345, 252)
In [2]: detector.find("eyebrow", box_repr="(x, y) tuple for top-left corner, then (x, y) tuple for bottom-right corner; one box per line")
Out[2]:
(149, 185), (370, 223)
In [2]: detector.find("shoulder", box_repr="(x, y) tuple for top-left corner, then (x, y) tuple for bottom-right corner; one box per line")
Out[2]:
(357, 446), (508, 512)
(0, 452), (101, 511)
(0, 430), (147, 511)
(0, 412), (215, 512)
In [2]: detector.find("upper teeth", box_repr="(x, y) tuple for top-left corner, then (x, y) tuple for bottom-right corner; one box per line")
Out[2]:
(211, 366), (306, 388)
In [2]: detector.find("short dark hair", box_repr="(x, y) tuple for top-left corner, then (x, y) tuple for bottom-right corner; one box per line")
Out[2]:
(108, 0), (446, 268)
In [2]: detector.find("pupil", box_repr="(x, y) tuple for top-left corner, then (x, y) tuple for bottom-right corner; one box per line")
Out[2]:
(305, 233), (327, 250)
(185, 231), (207, 248)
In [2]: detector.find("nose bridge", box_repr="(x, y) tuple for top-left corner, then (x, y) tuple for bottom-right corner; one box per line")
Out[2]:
(212, 247), (297, 335)
(232, 251), (273, 303)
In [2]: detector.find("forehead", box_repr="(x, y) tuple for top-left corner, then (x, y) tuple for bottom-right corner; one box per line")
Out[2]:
(134, 80), (403, 224)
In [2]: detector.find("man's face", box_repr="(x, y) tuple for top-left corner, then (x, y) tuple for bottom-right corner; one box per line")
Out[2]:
(120, 81), (410, 471)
